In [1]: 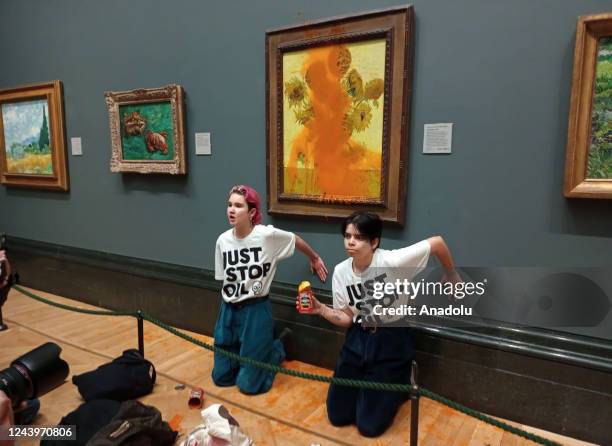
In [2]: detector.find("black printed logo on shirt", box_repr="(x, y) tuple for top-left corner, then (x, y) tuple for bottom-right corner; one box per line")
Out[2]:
(252, 281), (263, 294)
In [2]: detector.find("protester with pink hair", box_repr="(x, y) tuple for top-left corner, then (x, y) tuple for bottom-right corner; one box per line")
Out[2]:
(212, 185), (328, 394)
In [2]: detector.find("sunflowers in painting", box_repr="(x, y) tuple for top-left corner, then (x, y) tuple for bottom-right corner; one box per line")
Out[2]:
(283, 44), (384, 135)
(348, 103), (373, 132)
(282, 40), (386, 200)
(294, 104), (315, 125)
(333, 46), (352, 77)
(284, 77), (307, 107)
(344, 69), (364, 99)
(364, 79), (384, 101)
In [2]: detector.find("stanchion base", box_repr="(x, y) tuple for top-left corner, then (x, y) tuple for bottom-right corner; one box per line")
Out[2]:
(0, 323), (8, 331)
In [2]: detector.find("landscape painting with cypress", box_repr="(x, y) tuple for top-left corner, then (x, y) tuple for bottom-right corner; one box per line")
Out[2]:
(2, 98), (54, 175)
(587, 37), (612, 179)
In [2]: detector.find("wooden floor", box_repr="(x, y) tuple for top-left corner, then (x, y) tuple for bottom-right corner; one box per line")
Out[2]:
(0, 287), (597, 446)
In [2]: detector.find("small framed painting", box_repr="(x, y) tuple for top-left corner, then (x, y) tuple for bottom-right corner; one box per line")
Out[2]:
(105, 84), (186, 174)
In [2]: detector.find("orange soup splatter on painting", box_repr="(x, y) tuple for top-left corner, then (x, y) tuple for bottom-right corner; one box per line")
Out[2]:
(282, 40), (386, 200)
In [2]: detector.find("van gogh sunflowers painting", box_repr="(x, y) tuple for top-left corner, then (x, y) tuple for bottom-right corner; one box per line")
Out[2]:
(282, 40), (386, 201)
(267, 7), (414, 223)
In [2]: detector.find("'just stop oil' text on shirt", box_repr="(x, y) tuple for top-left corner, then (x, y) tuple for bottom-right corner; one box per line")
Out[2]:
(215, 225), (296, 303)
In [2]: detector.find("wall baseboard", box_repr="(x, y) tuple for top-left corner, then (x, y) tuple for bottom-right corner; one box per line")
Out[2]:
(4, 235), (611, 444)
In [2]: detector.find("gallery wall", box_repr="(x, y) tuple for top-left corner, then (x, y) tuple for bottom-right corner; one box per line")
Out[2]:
(1, 1), (611, 288)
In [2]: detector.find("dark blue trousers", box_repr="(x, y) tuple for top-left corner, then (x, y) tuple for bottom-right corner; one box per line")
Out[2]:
(327, 325), (413, 437)
(212, 299), (285, 395)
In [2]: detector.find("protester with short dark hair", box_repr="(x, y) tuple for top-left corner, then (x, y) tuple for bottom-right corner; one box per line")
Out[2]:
(297, 211), (460, 437)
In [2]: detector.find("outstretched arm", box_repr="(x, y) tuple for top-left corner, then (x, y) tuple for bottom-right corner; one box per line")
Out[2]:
(295, 296), (353, 327)
(317, 302), (353, 328)
(427, 236), (461, 283)
(295, 235), (328, 282)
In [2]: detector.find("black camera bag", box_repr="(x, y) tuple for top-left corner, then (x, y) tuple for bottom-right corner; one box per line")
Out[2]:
(72, 349), (156, 402)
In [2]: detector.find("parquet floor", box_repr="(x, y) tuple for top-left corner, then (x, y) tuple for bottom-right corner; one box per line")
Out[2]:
(0, 287), (597, 446)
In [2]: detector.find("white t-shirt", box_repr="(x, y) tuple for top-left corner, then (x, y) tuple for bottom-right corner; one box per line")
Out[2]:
(215, 225), (296, 303)
(332, 240), (431, 322)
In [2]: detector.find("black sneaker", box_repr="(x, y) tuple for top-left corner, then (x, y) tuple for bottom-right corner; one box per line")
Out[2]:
(277, 327), (295, 361)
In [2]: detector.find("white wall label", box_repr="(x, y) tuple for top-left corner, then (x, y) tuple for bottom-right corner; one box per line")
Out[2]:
(71, 137), (82, 155)
(195, 132), (211, 155)
(423, 123), (453, 154)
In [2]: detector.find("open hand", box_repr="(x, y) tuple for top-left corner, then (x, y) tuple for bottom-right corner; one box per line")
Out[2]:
(309, 256), (328, 282)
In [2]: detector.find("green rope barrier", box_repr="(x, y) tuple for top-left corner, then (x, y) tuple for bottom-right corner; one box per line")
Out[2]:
(12, 284), (564, 446)
(141, 311), (414, 392)
(418, 388), (562, 446)
(15, 286), (137, 317)
(141, 312), (563, 446)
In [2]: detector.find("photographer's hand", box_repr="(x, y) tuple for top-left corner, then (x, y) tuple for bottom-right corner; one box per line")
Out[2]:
(0, 390), (15, 446)
(0, 391), (13, 426)
(0, 251), (11, 289)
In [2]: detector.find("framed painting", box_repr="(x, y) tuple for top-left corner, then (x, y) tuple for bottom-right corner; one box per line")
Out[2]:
(105, 84), (186, 174)
(564, 13), (612, 198)
(266, 6), (414, 224)
(0, 80), (69, 190)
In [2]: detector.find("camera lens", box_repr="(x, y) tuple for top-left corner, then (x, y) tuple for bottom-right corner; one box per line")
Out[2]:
(0, 342), (69, 407)
(0, 364), (32, 406)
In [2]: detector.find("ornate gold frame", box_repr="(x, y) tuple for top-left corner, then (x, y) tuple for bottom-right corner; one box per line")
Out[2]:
(0, 80), (69, 190)
(105, 84), (186, 175)
(564, 13), (612, 199)
(266, 6), (415, 225)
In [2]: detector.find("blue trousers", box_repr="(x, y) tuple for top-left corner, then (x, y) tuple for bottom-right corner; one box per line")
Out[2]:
(327, 325), (413, 437)
(212, 299), (285, 395)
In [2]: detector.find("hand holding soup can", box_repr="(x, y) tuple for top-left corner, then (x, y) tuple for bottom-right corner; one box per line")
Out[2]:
(297, 281), (314, 314)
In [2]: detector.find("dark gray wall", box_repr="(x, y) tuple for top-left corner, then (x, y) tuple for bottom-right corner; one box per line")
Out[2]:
(1, 1), (611, 281)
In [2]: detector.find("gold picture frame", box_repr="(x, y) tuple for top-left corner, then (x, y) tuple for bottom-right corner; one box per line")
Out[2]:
(105, 84), (186, 175)
(0, 80), (69, 190)
(564, 13), (612, 199)
(266, 6), (414, 224)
